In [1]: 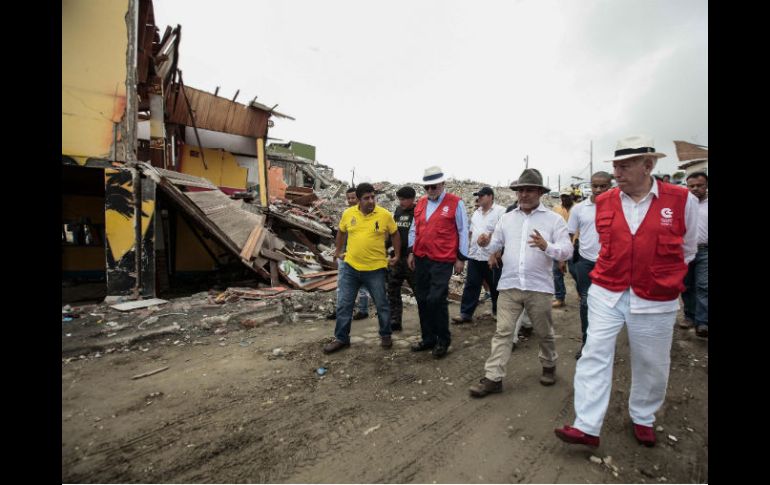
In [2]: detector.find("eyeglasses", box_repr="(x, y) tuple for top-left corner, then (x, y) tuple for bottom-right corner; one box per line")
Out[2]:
(424, 184), (439, 190)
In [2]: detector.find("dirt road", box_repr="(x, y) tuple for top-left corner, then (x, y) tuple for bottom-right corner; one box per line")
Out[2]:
(62, 284), (708, 483)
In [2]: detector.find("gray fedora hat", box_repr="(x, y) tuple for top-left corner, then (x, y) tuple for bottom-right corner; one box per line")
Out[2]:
(509, 168), (550, 192)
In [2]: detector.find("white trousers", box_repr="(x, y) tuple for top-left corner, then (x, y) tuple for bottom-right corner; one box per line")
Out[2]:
(572, 287), (677, 436)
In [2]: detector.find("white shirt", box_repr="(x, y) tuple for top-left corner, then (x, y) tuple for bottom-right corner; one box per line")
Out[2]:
(590, 178), (700, 314)
(697, 197), (708, 245)
(467, 204), (506, 261)
(487, 203), (573, 293)
(567, 198), (600, 262)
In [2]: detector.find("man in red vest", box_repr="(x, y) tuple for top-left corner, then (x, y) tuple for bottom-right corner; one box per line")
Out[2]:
(555, 135), (699, 448)
(407, 166), (469, 358)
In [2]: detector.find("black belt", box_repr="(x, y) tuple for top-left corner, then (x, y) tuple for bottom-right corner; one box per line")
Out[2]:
(697, 243), (708, 249)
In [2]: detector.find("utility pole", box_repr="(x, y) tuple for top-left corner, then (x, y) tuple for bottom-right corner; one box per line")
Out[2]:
(590, 140), (593, 177)
(558, 174), (561, 191)
(546, 176), (550, 188)
(524, 155), (529, 169)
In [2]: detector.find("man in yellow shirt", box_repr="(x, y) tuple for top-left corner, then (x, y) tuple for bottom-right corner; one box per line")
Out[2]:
(323, 183), (401, 353)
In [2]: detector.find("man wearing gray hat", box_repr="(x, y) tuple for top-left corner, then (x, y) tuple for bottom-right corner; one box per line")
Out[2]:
(469, 168), (573, 397)
(407, 166), (469, 358)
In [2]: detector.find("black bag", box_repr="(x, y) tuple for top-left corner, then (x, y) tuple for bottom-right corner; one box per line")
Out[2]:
(572, 238), (581, 263)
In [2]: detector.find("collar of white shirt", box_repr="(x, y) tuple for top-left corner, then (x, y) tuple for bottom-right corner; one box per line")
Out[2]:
(618, 177), (659, 203)
(513, 203), (549, 214)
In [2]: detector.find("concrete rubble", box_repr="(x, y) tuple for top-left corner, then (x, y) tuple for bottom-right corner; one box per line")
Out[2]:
(63, 173), (568, 359)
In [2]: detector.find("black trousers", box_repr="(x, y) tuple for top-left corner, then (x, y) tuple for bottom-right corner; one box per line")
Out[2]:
(414, 256), (454, 346)
(387, 257), (416, 327)
(460, 258), (499, 317)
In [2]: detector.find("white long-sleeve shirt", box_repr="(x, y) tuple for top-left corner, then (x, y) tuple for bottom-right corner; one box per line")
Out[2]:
(487, 203), (573, 293)
(589, 178), (700, 314)
(468, 204), (506, 261)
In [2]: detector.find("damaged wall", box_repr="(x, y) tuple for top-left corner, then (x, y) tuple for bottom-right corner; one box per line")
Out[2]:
(178, 143), (249, 194)
(62, 0), (129, 163)
(104, 168), (156, 297)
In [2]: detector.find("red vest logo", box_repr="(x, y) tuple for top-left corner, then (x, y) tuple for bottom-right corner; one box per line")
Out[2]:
(660, 208), (673, 226)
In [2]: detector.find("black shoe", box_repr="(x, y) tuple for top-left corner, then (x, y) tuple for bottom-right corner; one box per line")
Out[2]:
(411, 341), (435, 352)
(391, 324), (403, 332)
(518, 326), (533, 338)
(325, 311), (337, 320)
(575, 350), (582, 360)
(352, 312), (369, 320)
(432, 343), (449, 358)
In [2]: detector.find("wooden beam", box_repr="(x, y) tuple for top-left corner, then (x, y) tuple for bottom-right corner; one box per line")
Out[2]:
(257, 138), (268, 206)
(298, 270), (338, 279)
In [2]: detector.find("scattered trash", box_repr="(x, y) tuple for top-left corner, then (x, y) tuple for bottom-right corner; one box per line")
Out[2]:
(363, 424), (381, 436)
(131, 366), (170, 380)
(272, 348), (285, 357)
(656, 425), (664, 432)
(316, 367), (327, 376)
(590, 456), (603, 464)
(667, 434), (678, 442)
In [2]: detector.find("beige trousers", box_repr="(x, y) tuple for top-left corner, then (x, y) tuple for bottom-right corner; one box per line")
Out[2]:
(484, 288), (558, 381)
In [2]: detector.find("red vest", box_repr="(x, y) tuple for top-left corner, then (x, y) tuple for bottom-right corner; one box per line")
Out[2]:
(413, 193), (460, 263)
(589, 181), (689, 301)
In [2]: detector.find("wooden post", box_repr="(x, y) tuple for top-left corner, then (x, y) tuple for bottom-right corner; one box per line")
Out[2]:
(257, 137), (268, 206)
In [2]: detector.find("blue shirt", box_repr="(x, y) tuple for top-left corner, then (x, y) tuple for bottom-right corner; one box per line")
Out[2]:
(407, 191), (469, 258)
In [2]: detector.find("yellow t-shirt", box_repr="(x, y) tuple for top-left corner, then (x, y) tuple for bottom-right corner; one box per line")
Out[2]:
(339, 205), (397, 271)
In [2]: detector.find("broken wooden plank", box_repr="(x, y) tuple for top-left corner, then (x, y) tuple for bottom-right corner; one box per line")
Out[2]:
(260, 247), (286, 261)
(111, 298), (168, 312)
(301, 275), (337, 291)
(131, 366), (170, 380)
(298, 270), (339, 279)
(240, 224), (265, 260)
(316, 280), (338, 291)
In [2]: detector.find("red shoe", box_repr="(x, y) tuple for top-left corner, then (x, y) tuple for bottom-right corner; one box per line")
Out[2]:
(554, 425), (600, 448)
(633, 424), (656, 447)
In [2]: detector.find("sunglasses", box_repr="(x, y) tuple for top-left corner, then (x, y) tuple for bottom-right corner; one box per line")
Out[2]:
(424, 184), (440, 190)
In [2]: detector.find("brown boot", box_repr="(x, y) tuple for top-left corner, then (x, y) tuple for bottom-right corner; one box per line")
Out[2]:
(540, 366), (556, 386)
(469, 377), (503, 397)
(323, 339), (350, 354)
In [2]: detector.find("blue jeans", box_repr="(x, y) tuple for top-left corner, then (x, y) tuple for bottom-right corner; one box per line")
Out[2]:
(333, 265), (390, 343)
(574, 258), (596, 344)
(682, 246), (708, 327)
(553, 260), (566, 301)
(460, 259), (499, 317)
(338, 260), (369, 314)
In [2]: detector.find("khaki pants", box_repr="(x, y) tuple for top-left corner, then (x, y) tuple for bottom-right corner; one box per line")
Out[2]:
(484, 288), (558, 381)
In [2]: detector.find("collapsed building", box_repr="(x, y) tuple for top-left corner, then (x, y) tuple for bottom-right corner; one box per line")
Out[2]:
(62, 0), (346, 303)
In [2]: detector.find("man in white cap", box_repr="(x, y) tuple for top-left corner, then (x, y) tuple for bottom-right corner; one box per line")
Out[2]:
(468, 168), (573, 397)
(452, 186), (506, 324)
(407, 166), (469, 358)
(555, 135), (699, 448)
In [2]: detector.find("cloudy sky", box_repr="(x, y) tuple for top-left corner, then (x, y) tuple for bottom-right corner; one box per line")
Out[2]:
(153, 0), (707, 188)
